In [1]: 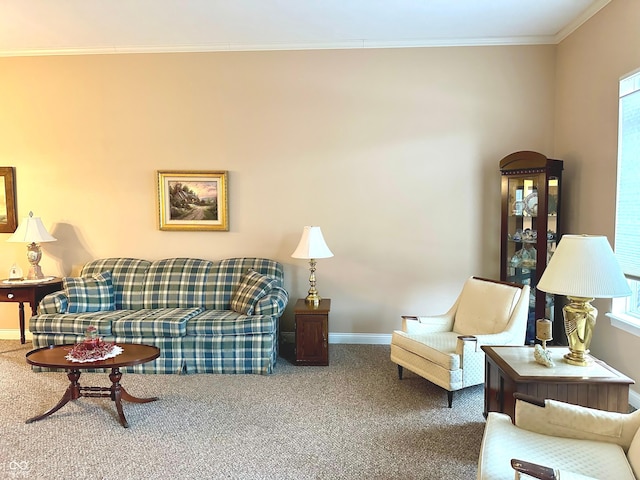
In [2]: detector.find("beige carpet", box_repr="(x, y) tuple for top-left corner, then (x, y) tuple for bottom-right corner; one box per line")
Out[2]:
(0, 340), (485, 479)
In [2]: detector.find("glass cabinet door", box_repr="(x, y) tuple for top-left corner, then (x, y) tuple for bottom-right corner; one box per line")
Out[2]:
(500, 152), (563, 344)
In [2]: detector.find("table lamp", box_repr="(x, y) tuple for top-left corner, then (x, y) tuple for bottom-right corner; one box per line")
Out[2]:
(7, 211), (57, 280)
(291, 226), (333, 307)
(537, 234), (631, 366)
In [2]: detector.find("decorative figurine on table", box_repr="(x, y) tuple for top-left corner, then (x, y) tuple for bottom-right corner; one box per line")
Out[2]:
(534, 318), (555, 367)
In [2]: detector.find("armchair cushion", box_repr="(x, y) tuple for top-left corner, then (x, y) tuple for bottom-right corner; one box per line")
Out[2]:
(453, 278), (522, 335)
(391, 331), (459, 370)
(515, 398), (640, 450)
(479, 412), (635, 480)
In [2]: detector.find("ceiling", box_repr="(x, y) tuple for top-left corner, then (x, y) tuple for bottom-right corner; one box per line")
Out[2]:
(0, 0), (611, 57)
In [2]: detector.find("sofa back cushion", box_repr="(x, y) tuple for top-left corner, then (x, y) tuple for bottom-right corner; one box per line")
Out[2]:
(142, 258), (213, 309)
(81, 258), (151, 310)
(80, 257), (285, 311)
(453, 277), (522, 335)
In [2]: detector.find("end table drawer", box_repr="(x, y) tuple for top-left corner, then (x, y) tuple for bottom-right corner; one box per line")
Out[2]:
(1, 289), (31, 302)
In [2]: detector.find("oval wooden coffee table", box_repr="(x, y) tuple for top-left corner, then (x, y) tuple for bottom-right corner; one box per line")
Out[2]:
(26, 343), (160, 428)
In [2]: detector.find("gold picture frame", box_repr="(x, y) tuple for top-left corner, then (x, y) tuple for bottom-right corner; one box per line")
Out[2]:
(0, 167), (17, 233)
(157, 170), (228, 231)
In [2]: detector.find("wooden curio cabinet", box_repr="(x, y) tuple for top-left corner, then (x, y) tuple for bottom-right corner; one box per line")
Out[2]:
(500, 151), (564, 345)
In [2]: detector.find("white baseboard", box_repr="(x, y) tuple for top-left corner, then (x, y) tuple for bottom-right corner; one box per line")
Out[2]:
(329, 333), (391, 344)
(280, 332), (391, 345)
(0, 329), (32, 341)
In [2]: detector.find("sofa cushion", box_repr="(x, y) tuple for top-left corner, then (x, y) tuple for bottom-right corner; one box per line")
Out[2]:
(29, 310), (134, 336)
(111, 307), (204, 337)
(64, 271), (116, 313)
(231, 270), (278, 315)
(186, 310), (277, 336)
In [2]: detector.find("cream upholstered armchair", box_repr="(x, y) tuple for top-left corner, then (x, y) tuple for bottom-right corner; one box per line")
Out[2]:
(390, 276), (530, 407)
(478, 394), (640, 479)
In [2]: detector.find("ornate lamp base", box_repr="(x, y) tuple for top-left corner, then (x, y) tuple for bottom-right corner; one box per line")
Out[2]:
(305, 259), (322, 308)
(26, 242), (46, 280)
(563, 296), (596, 366)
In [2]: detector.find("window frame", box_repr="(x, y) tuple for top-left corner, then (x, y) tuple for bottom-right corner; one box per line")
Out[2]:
(610, 67), (640, 337)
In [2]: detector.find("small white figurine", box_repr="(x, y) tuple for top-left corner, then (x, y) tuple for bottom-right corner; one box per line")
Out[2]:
(534, 344), (555, 368)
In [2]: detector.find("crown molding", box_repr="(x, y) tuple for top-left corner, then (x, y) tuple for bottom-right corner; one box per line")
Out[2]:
(554, 0), (611, 43)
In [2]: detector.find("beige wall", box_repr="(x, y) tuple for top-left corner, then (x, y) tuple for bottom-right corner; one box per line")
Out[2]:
(0, 46), (556, 337)
(555, 0), (640, 387)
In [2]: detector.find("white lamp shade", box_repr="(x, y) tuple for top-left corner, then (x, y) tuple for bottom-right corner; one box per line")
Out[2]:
(537, 234), (631, 298)
(7, 212), (57, 243)
(291, 226), (333, 259)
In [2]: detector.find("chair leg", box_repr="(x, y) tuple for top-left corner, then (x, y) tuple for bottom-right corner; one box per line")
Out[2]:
(397, 365), (403, 380)
(447, 391), (453, 408)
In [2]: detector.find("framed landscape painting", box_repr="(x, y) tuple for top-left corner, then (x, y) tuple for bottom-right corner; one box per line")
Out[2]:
(0, 167), (17, 233)
(157, 170), (228, 231)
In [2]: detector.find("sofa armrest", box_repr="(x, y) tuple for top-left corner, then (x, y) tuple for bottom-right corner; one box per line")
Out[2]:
(253, 286), (289, 317)
(515, 397), (640, 451)
(38, 291), (69, 314)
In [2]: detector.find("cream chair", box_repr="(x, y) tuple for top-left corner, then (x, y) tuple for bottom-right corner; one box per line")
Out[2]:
(390, 276), (530, 407)
(478, 394), (640, 480)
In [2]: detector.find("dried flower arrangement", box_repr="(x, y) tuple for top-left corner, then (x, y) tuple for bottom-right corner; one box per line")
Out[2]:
(65, 325), (121, 362)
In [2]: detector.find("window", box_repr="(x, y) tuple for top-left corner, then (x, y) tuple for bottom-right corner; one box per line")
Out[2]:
(611, 68), (640, 335)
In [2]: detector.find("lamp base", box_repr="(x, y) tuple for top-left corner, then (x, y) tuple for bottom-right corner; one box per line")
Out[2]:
(563, 351), (592, 367)
(27, 265), (46, 280)
(305, 293), (321, 308)
(26, 242), (46, 280)
(563, 296), (596, 367)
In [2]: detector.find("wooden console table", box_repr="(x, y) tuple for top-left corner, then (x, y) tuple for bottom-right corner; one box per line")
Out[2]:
(483, 346), (634, 420)
(0, 277), (63, 344)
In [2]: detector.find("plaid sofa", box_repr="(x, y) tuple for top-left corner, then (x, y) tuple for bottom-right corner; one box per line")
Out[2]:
(29, 257), (288, 374)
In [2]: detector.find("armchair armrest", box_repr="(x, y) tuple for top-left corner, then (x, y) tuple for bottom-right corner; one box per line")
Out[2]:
(511, 459), (557, 480)
(464, 331), (516, 346)
(401, 313), (454, 333)
(511, 459), (599, 480)
(515, 396), (640, 451)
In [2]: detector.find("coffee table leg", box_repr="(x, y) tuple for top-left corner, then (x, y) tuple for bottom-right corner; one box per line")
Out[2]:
(26, 369), (81, 424)
(109, 367), (158, 428)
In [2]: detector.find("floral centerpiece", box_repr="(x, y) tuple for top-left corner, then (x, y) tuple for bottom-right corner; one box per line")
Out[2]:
(65, 325), (122, 362)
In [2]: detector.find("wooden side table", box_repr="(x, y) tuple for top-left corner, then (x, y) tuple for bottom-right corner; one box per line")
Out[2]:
(294, 298), (330, 366)
(483, 346), (634, 420)
(0, 277), (63, 344)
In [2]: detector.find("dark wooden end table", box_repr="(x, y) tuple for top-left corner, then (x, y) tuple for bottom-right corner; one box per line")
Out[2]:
(483, 346), (634, 420)
(26, 343), (160, 428)
(0, 277), (63, 344)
